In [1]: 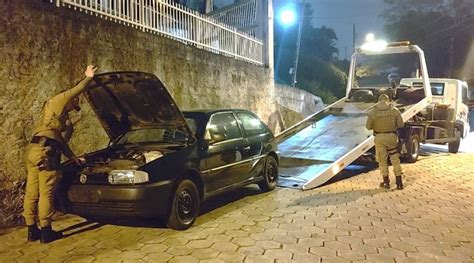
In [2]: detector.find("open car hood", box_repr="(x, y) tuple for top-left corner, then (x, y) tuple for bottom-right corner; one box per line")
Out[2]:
(84, 72), (194, 142)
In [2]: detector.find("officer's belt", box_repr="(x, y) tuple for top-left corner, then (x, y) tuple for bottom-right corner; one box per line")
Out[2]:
(30, 136), (60, 147)
(374, 131), (397, 135)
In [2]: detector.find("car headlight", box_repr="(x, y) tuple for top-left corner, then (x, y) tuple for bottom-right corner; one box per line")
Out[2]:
(108, 170), (149, 185)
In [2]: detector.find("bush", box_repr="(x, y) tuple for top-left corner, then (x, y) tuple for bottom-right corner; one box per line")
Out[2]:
(0, 180), (26, 228)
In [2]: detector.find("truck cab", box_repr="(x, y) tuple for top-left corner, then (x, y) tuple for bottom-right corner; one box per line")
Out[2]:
(399, 78), (471, 156)
(400, 78), (470, 138)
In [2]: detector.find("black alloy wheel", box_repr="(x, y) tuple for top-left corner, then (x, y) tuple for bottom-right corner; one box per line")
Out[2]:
(167, 179), (200, 230)
(258, 156), (278, 192)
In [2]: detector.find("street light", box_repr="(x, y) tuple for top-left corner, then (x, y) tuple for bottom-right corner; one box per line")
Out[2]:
(278, 5), (298, 26)
(361, 33), (388, 52)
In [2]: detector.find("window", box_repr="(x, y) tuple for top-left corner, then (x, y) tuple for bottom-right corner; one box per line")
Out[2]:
(462, 85), (469, 104)
(206, 113), (242, 141)
(430, 83), (445, 96)
(414, 82), (444, 96)
(236, 112), (267, 137)
(185, 118), (198, 135)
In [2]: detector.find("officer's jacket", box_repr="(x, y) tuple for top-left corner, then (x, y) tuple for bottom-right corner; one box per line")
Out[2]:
(32, 77), (92, 142)
(366, 102), (404, 133)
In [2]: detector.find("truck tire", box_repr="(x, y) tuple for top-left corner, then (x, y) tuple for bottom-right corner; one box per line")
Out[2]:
(448, 129), (461, 153)
(404, 134), (420, 163)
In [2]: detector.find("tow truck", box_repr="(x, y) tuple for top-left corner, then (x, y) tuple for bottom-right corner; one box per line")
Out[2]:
(275, 41), (470, 190)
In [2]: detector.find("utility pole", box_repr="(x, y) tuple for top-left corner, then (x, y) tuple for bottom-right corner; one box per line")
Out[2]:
(352, 24), (356, 53)
(449, 36), (454, 77)
(292, 0), (305, 88)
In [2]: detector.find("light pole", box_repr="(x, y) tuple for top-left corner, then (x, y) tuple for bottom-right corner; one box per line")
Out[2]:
(277, 1), (304, 88)
(292, 0), (304, 88)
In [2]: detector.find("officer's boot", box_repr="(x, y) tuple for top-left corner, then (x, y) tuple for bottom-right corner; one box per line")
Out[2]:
(27, 224), (41, 242)
(396, 176), (403, 190)
(379, 176), (390, 189)
(40, 226), (63, 244)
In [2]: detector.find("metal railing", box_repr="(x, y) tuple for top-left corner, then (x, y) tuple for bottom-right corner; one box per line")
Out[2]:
(208, 0), (258, 36)
(50, 0), (263, 65)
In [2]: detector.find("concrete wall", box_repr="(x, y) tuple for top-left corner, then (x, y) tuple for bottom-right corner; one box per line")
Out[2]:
(0, 1), (276, 226)
(274, 84), (325, 117)
(273, 84), (325, 129)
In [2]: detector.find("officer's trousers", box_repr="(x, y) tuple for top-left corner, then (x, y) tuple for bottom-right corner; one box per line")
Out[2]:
(374, 133), (403, 178)
(22, 144), (59, 228)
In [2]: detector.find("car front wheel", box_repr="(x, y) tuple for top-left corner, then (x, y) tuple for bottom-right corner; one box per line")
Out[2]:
(167, 179), (200, 230)
(258, 156), (278, 192)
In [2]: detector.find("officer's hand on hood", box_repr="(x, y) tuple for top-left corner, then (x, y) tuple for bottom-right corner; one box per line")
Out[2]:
(72, 157), (86, 166)
(85, 65), (98, 78)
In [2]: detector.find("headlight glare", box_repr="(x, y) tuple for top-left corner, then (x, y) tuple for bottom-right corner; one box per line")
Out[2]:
(108, 170), (149, 185)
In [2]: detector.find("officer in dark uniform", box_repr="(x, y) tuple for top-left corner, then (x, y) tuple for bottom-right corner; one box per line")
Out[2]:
(366, 94), (405, 190)
(23, 65), (97, 243)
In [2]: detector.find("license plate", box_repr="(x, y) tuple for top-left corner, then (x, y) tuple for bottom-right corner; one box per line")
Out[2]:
(68, 188), (99, 203)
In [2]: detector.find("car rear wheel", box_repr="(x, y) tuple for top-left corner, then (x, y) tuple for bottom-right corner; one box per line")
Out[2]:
(167, 179), (200, 230)
(258, 156), (278, 192)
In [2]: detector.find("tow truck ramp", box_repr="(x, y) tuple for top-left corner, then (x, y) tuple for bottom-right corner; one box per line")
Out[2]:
(275, 43), (432, 190)
(276, 97), (429, 190)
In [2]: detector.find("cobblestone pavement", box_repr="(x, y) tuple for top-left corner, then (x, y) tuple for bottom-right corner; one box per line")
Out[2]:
(1, 148), (473, 263)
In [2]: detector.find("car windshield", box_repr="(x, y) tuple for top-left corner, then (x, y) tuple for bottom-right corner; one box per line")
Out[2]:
(113, 128), (188, 146)
(353, 52), (420, 89)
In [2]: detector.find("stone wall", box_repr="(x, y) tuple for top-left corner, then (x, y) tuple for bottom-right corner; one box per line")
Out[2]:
(0, 1), (275, 227)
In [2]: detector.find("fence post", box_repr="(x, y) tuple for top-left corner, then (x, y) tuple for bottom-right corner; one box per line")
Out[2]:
(234, 28), (238, 59)
(141, 0), (146, 32)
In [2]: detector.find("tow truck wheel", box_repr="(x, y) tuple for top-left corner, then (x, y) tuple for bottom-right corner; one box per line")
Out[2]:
(448, 129), (461, 153)
(404, 134), (420, 163)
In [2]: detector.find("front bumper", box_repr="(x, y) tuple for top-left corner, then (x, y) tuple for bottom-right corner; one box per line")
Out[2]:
(56, 180), (175, 218)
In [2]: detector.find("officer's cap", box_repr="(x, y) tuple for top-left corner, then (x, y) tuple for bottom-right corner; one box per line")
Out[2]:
(378, 94), (390, 103)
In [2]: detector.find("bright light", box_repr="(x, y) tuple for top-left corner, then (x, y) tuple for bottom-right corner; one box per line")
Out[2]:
(361, 40), (388, 52)
(279, 5), (297, 26)
(366, 33), (375, 42)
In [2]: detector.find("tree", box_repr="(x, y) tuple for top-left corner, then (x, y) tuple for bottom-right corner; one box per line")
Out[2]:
(383, 0), (474, 78)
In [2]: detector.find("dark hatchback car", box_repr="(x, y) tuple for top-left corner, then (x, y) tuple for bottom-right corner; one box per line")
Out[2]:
(57, 72), (279, 230)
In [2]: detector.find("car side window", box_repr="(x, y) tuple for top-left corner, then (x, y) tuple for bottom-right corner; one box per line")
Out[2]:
(206, 113), (242, 141)
(185, 117), (197, 135)
(236, 112), (268, 137)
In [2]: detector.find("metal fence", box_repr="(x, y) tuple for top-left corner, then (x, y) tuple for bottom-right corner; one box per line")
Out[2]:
(49, 0), (263, 65)
(208, 0), (259, 37)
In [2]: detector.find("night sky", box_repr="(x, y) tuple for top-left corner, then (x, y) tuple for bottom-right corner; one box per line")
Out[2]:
(310, 0), (387, 59)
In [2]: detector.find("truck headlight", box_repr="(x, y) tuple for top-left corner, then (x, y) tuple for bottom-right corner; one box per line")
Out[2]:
(108, 170), (149, 185)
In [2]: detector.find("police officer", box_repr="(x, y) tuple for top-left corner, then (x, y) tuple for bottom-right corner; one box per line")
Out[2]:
(366, 94), (404, 190)
(23, 65), (97, 243)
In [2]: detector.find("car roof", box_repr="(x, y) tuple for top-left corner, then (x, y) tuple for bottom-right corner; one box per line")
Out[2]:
(183, 109), (251, 115)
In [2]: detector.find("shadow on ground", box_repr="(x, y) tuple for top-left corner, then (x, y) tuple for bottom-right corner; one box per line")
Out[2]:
(60, 185), (263, 235)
